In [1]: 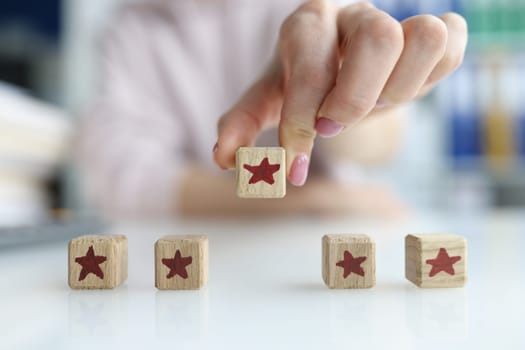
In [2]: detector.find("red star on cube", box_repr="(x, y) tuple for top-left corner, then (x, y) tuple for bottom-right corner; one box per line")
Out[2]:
(336, 250), (367, 278)
(426, 248), (461, 277)
(75, 245), (107, 281)
(162, 250), (193, 279)
(243, 157), (281, 185)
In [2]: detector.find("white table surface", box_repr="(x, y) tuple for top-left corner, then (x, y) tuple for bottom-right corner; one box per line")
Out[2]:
(1, 210), (525, 349)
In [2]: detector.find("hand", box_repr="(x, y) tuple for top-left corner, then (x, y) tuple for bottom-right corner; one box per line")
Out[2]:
(214, 0), (467, 186)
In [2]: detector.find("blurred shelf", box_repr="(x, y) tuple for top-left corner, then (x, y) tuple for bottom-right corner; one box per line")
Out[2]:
(468, 32), (525, 51)
(448, 156), (525, 172)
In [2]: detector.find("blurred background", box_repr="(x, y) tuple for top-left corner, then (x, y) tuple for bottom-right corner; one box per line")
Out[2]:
(0, 0), (524, 227)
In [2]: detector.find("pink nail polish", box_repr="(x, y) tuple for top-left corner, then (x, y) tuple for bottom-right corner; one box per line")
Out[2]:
(375, 99), (388, 109)
(315, 117), (344, 138)
(213, 142), (218, 153)
(289, 154), (309, 186)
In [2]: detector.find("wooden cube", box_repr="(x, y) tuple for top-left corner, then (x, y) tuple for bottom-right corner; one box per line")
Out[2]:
(322, 234), (376, 289)
(68, 235), (128, 289)
(155, 235), (208, 290)
(236, 147), (286, 198)
(405, 234), (467, 288)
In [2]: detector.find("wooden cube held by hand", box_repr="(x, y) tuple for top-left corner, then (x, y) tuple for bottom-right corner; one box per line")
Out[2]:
(405, 234), (467, 288)
(322, 234), (376, 289)
(236, 147), (286, 198)
(155, 235), (208, 290)
(68, 235), (128, 289)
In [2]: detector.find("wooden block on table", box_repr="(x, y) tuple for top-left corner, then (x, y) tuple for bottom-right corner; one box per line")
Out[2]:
(68, 234), (128, 289)
(155, 235), (208, 290)
(322, 234), (376, 289)
(405, 234), (467, 288)
(236, 147), (286, 198)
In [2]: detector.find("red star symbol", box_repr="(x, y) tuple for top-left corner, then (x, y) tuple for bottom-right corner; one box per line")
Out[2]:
(243, 157), (281, 185)
(75, 245), (107, 281)
(426, 248), (462, 277)
(336, 250), (367, 278)
(162, 250), (193, 279)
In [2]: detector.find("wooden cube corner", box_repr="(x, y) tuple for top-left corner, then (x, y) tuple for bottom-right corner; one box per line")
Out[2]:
(405, 234), (467, 288)
(236, 147), (286, 198)
(155, 235), (209, 290)
(68, 234), (128, 289)
(322, 234), (376, 289)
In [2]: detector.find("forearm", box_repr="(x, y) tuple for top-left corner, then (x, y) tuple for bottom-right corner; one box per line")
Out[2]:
(316, 105), (408, 166)
(177, 164), (319, 217)
(177, 164), (406, 218)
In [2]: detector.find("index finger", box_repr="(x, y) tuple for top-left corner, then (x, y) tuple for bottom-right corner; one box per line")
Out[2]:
(278, 0), (339, 186)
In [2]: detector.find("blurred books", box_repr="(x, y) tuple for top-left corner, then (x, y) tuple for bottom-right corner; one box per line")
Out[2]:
(0, 82), (72, 225)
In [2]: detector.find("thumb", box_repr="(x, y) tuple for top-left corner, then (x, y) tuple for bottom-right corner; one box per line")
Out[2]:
(214, 65), (283, 169)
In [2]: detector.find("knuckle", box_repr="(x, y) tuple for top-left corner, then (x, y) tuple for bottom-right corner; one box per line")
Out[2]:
(293, 125), (317, 140)
(340, 1), (375, 15)
(360, 13), (404, 50)
(338, 2), (375, 32)
(279, 14), (298, 41)
(441, 12), (468, 34)
(284, 118), (317, 140)
(280, 12), (299, 36)
(410, 15), (448, 52)
(296, 0), (326, 16)
(334, 92), (374, 118)
(348, 97), (374, 117)
(280, 1), (327, 39)
(352, 1), (375, 11)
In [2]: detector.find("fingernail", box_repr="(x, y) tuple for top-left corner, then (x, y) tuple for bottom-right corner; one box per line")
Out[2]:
(426, 75), (436, 85)
(289, 154), (309, 186)
(212, 142), (218, 153)
(376, 100), (387, 109)
(315, 117), (344, 138)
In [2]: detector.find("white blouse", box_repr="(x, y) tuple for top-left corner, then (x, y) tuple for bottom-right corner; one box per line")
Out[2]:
(79, 0), (356, 217)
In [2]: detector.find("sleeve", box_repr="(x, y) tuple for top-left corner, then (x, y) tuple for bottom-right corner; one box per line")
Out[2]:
(78, 9), (185, 218)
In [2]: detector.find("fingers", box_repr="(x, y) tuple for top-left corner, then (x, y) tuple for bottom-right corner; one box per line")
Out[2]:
(379, 15), (448, 104)
(217, 0), (468, 190)
(214, 65), (283, 169)
(316, 7), (404, 130)
(426, 13), (468, 85)
(278, 0), (339, 186)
